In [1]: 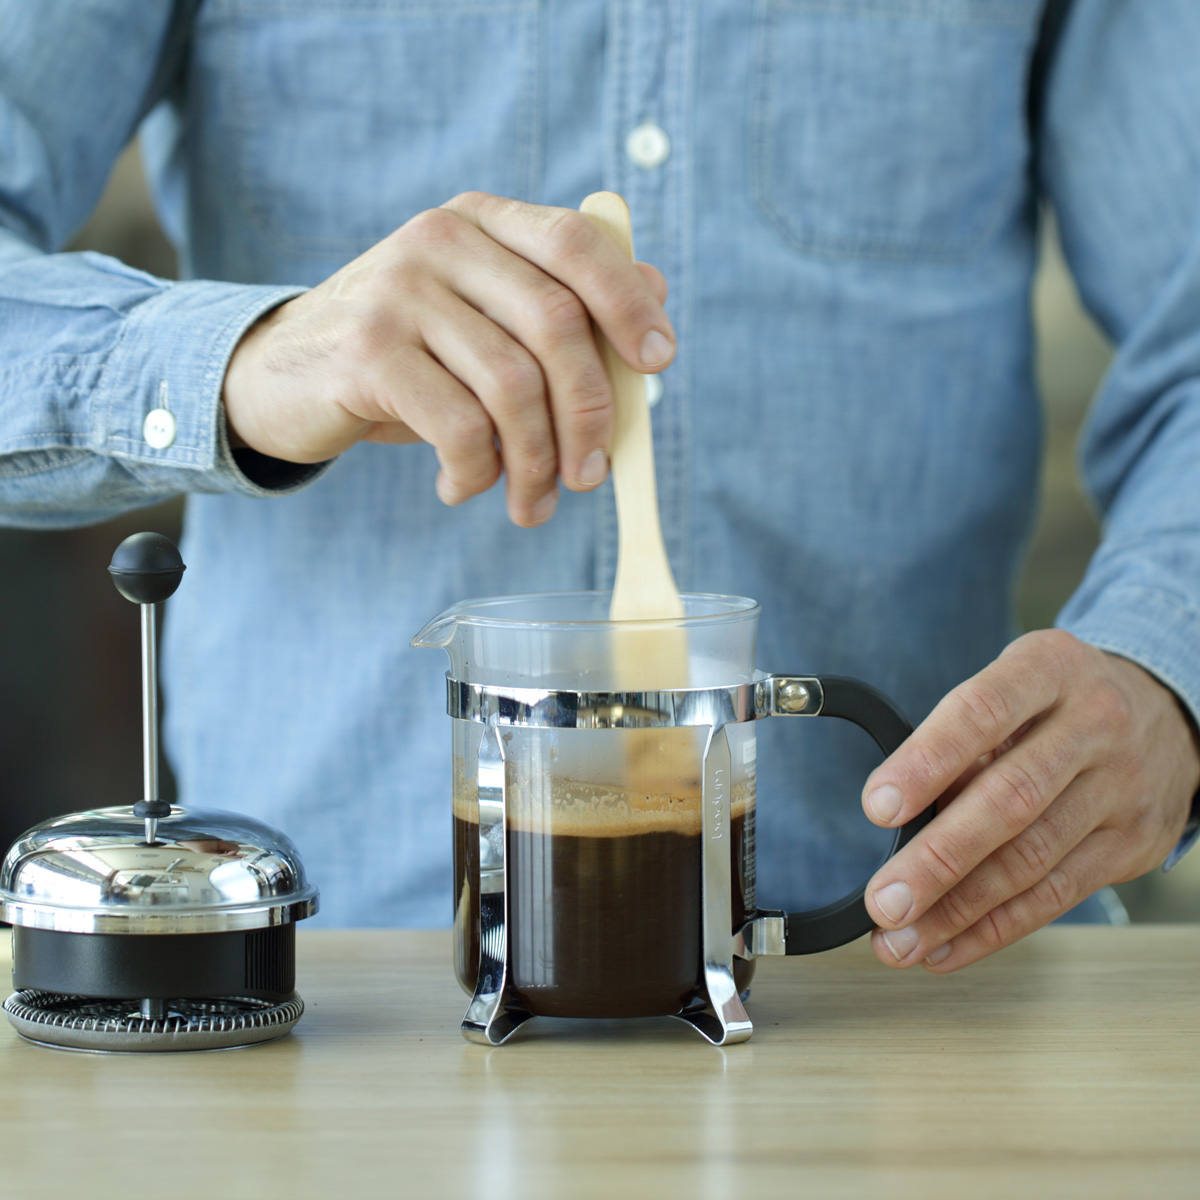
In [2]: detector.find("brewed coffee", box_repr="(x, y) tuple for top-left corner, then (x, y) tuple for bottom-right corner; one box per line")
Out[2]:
(454, 768), (754, 1018)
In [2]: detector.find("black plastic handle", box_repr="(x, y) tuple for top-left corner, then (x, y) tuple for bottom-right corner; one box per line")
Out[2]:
(779, 675), (935, 955)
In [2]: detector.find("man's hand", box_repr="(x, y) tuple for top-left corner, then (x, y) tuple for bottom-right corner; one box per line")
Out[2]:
(221, 192), (675, 527)
(862, 629), (1200, 972)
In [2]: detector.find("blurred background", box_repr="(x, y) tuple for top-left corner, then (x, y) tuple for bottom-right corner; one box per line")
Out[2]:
(1, 144), (1196, 921)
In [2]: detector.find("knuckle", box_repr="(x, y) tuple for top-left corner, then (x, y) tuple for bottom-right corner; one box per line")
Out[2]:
(907, 739), (960, 791)
(518, 448), (559, 489)
(1037, 628), (1085, 672)
(977, 906), (1010, 951)
(1089, 678), (1134, 734)
(1033, 865), (1075, 914)
(565, 402), (611, 447)
(403, 206), (464, 249)
(559, 363), (613, 425)
(1020, 628), (1088, 694)
(446, 406), (494, 452)
(985, 758), (1046, 825)
(444, 190), (492, 210)
(377, 242), (429, 286)
(918, 834), (965, 892)
(543, 208), (600, 262)
(936, 883), (981, 933)
(603, 284), (649, 332)
(535, 283), (589, 337)
(504, 429), (556, 473)
(1001, 820), (1058, 882)
(488, 353), (544, 405)
(957, 681), (1014, 742)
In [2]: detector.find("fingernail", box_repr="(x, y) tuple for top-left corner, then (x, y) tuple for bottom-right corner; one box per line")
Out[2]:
(640, 329), (673, 368)
(867, 784), (903, 825)
(881, 926), (920, 962)
(924, 942), (953, 966)
(874, 880), (914, 924)
(529, 490), (558, 525)
(578, 448), (609, 488)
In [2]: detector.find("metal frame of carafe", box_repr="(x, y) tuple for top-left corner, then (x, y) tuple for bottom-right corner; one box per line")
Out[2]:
(449, 672), (831, 1047)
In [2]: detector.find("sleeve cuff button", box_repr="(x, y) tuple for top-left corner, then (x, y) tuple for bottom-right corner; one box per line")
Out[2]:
(143, 408), (177, 449)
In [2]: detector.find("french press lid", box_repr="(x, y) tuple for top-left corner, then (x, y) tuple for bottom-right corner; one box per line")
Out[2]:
(0, 805), (318, 935)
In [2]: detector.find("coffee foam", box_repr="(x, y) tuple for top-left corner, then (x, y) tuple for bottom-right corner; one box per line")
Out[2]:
(453, 766), (751, 838)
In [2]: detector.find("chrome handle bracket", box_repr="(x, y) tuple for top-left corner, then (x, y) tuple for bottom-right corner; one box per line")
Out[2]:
(460, 725), (532, 1046)
(674, 725), (754, 1046)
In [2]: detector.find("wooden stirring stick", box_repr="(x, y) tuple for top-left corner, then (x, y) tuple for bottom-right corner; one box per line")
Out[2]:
(579, 191), (686, 639)
(579, 192), (693, 794)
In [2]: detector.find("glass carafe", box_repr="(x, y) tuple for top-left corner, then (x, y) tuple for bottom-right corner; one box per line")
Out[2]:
(413, 592), (931, 1045)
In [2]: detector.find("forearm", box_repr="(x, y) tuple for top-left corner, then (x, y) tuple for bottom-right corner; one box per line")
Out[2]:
(1039, 0), (1200, 866)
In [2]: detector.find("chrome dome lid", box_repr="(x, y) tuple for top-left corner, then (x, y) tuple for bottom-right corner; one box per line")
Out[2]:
(0, 806), (319, 935)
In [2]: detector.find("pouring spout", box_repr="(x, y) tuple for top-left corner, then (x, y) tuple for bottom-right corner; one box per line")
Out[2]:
(410, 607), (461, 650)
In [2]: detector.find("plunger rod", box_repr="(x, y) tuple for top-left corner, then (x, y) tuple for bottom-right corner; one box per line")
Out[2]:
(107, 532), (186, 844)
(141, 603), (160, 845)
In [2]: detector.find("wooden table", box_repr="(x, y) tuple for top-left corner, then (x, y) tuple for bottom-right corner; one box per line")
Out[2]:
(1, 928), (1197, 1199)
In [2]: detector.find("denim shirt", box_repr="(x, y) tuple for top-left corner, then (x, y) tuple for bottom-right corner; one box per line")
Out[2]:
(2, 1), (1199, 926)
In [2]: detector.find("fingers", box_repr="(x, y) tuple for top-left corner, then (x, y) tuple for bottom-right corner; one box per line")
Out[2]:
(442, 193), (676, 373)
(862, 638), (1068, 832)
(363, 344), (502, 511)
(861, 632), (1200, 975)
(910, 829), (1121, 973)
(870, 772), (1101, 968)
(860, 633), (1127, 969)
(432, 219), (615, 496)
(409, 288), (564, 524)
(865, 715), (1088, 932)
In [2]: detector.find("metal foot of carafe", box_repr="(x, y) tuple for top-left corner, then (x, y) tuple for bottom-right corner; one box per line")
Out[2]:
(674, 973), (753, 1046)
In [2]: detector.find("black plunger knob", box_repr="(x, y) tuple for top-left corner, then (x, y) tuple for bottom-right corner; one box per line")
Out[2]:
(108, 532), (186, 604)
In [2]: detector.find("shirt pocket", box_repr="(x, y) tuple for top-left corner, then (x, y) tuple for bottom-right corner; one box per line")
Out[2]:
(750, 0), (1041, 263)
(197, 0), (540, 259)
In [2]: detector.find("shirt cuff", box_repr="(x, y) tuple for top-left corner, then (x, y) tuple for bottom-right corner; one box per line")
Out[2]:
(1057, 583), (1200, 872)
(96, 278), (332, 497)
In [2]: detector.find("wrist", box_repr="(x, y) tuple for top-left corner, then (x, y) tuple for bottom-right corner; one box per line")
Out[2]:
(1102, 650), (1200, 853)
(221, 305), (284, 457)
(221, 298), (365, 464)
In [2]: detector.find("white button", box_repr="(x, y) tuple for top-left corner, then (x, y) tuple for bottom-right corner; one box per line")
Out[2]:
(143, 408), (177, 449)
(626, 122), (670, 169)
(644, 374), (664, 408)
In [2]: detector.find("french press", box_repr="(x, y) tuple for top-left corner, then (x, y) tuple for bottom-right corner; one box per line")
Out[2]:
(414, 590), (933, 1046)
(0, 533), (318, 1052)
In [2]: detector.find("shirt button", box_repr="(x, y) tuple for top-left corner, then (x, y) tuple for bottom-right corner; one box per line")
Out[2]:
(626, 122), (670, 170)
(645, 374), (664, 409)
(143, 408), (177, 449)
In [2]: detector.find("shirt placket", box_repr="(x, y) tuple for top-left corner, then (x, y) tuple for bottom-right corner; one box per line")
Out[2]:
(595, 0), (694, 593)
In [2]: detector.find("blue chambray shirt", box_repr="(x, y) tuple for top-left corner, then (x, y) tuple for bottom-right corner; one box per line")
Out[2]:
(2, 1), (1198, 927)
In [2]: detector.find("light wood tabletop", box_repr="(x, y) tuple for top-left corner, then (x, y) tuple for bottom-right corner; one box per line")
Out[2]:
(1, 927), (1197, 1199)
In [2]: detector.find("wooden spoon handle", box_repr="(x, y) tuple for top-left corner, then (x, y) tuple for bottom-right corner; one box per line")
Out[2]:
(579, 191), (683, 621)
